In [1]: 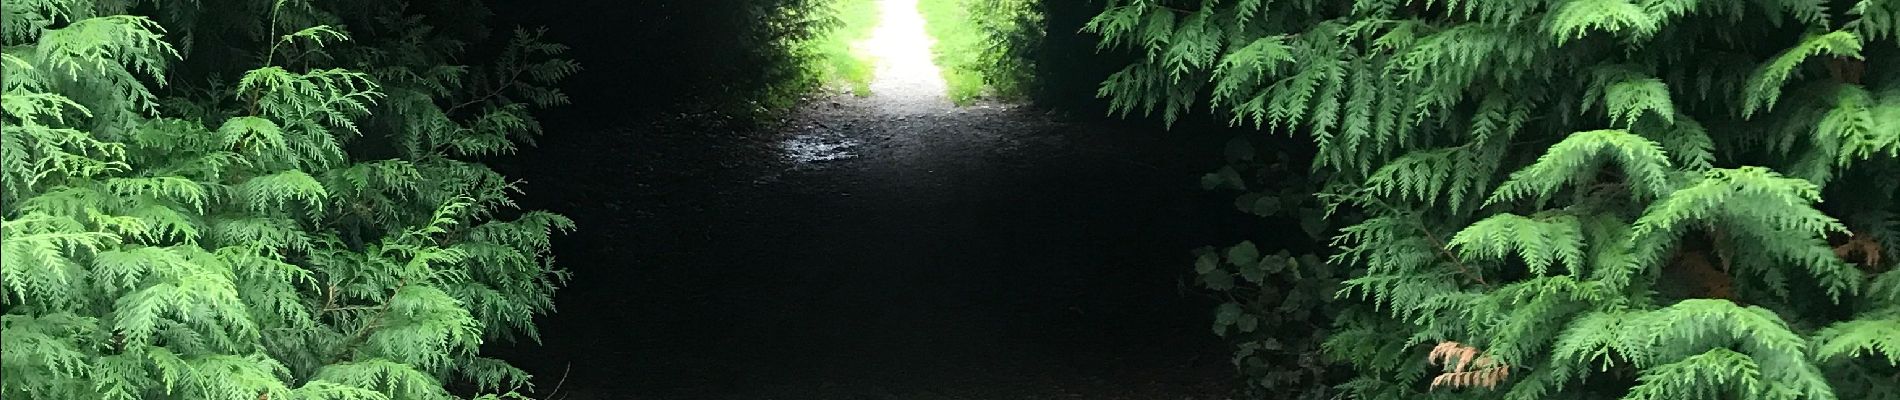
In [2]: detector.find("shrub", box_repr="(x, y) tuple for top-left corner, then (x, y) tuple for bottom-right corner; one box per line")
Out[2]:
(1092, 0), (1900, 398)
(919, 0), (1043, 104)
(1191, 137), (1348, 399)
(1, 1), (574, 398)
(810, 0), (882, 96)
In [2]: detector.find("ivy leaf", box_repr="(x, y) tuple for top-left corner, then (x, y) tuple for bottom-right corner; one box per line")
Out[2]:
(1238, 314), (1260, 333)
(1260, 338), (1283, 351)
(1234, 192), (1264, 213)
(1233, 192), (1282, 216)
(1215, 302), (1245, 335)
(1262, 256), (1289, 273)
(1195, 252), (1220, 274)
(1201, 166), (1246, 190)
(1225, 136), (1256, 162)
(1298, 255), (1325, 278)
(1249, 195), (1282, 216)
(1227, 241), (1261, 266)
(1240, 259), (1268, 283)
(1299, 209), (1327, 239)
(1204, 270), (1235, 290)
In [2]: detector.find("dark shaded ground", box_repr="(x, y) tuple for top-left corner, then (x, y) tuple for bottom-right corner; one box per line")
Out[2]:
(491, 90), (1245, 399)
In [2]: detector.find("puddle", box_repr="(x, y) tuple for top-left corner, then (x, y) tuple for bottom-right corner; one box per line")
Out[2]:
(780, 128), (861, 164)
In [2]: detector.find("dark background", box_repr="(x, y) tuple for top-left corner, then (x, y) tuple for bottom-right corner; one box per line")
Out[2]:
(479, 1), (1284, 398)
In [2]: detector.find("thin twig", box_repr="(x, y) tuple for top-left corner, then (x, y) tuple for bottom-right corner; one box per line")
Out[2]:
(319, 305), (382, 313)
(545, 363), (571, 400)
(329, 278), (408, 364)
(1416, 223), (1487, 286)
(1143, 2), (1198, 14)
(446, 67), (529, 115)
(1366, 197), (1490, 287)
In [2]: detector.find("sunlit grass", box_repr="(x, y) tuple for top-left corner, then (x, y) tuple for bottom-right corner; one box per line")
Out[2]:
(916, 0), (987, 105)
(813, 0), (880, 96)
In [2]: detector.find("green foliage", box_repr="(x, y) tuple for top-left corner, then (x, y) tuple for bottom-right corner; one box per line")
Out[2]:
(918, 0), (1042, 104)
(1197, 242), (1343, 399)
(1092, 0), (1900, 398)
(1190, 138), (1348, 398)
(2, 1), (573, 399)
(679, 0), (842, 115)
(810, 0), (881, 96)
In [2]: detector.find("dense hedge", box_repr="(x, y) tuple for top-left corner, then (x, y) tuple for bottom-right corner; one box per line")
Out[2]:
(3, 1), (574, 398)
(1088, 0), (1900, 399)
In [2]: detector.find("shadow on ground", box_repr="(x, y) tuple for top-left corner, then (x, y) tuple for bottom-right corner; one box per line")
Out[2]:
(490, 90), (1247, 399)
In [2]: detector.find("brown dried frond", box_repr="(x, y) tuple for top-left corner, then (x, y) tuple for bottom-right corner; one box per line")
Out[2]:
(1834, 232), (1884, 271)
(1828, 57), (1865, 84)
(1671, 249), (1736, 300)
(1427, 341), (1511, 390)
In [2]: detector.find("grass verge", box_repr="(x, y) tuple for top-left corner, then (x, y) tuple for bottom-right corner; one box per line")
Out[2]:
(916, 0), (987, 105)
(811, 0), (880, 96)
(918, 0), (1040, 105)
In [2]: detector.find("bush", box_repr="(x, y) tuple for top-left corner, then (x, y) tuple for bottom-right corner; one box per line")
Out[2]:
(739, 0), (842, 113)
(1190, 137), (1348, 399)
(809, 0), (882, 96)
(2, 1), (574, 398)
(1092, 0), (1900, 398)
(918, 0), (1043, 104)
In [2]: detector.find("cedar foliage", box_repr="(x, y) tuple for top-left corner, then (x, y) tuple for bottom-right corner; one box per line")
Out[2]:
(1090, 0), (1900, 398)
(2, 0), (575, 399)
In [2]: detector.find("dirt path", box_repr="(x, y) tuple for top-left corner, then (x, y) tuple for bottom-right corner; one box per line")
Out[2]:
(502, 91), (1245, 398)
(492, 3), (1240, 396)
(860, 0), (952, 113)
(497, 89), (1241, 398)
(654, 94), (1232, 400)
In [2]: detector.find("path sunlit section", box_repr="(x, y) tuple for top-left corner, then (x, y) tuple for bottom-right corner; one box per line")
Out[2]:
(859, 0), (951, 110)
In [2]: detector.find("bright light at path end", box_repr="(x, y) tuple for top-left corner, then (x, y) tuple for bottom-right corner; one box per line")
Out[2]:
(858, 0), (951, 107)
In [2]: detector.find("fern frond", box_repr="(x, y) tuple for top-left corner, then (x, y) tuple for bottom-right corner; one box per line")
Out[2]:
(1449, 213), (1587, 276)
(1849, 0), (1900, 41)
(1632, 114), (1714, 171)
(235, 170), (328, 215)
(1744, 30), (1863, 117)
(312, 360), (454, 400)
(1813, 310), (1900, 365)
(1546, 0), (1659, 45)
(34, 15), (176, 103)
(1623, 348), (1770, 400)
(1629, 167), (1859, 296)
(1587, 66), (1675, 127)
(1818, 85), (1900, 165)
(1363, 146), (1497, 208)
(1489, 129), (1676, 205)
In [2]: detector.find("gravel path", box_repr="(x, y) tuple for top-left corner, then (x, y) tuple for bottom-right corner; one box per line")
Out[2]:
(860, 0), (954, 114)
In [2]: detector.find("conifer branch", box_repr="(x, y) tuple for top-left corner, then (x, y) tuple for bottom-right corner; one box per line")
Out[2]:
(329, 278), (408, 365)
(1093, 0), (1900, 397)
(1419, 223), (1488, 287)
(445, 69), (527, 116)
